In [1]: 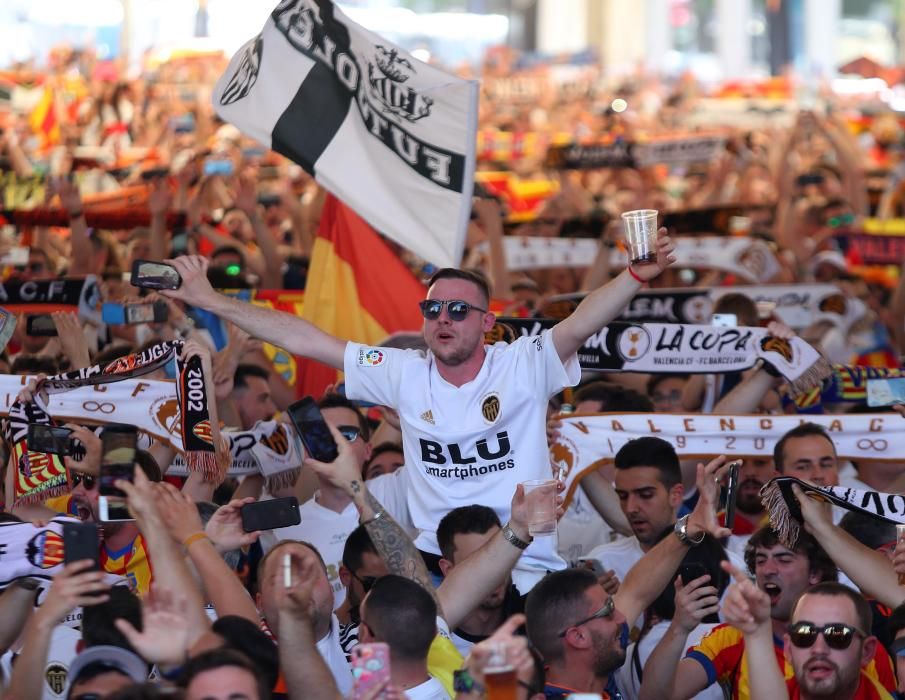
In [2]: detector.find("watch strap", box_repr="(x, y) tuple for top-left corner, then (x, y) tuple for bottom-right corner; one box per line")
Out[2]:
(502, 523), (532, 550)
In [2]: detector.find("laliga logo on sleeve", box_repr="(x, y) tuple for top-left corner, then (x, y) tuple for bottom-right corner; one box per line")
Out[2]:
(358, 348), (385, 367)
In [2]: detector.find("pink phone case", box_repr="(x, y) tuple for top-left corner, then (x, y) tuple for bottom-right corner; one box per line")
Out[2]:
(351, 642), (391, 699)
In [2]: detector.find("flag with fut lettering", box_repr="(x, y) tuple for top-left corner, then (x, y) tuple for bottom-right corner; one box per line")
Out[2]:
(299, 193), (426, 397)
(212, 0), (478, 268)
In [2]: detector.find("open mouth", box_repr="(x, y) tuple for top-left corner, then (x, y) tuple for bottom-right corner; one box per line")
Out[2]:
(74, 503), (92, 521)
(763, 582), (782, 604)
(437, 331), (454, 341)
(805, 660), (836, 679)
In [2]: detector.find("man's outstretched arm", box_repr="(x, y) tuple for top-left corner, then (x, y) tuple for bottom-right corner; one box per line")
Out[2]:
(551, 228), (676, 363)
(162, 255), (347, 370)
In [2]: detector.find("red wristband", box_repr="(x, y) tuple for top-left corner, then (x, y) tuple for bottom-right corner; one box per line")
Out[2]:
(627, 266), (645, 284)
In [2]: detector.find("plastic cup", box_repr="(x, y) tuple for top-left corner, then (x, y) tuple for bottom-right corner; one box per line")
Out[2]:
(522, 479), (557, 536)
(621, 209), (659, 265)
(484, 642), (517, 700)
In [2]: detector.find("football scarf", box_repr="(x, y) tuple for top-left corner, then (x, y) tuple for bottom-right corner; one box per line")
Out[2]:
(489, 320), (831, 397)
(552, 413), (904, 508)
(0, 378), (301, 492)
(0, 276), (100, 316)
(3, 340), (217, 505)
(760, 476), (905, 548)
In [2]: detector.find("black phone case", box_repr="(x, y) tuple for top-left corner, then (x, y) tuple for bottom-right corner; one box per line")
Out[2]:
(287, 398), (339, 463)
(240, 497), (301, 532)
(63, 522), (99, 566)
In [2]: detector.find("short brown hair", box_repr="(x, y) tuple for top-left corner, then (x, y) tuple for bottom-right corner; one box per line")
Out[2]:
(744, 526), (837, 583)
(793, 582), (873, 634)
(427, 268), (491, 307)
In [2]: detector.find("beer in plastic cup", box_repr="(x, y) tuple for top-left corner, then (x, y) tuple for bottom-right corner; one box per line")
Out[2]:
(522, 479), (557, 536)
(484, 643), (517, 700)
(620, 209), (659, 265)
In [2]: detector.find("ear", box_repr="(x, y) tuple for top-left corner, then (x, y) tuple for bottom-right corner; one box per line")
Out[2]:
(808, 569), (822, 586)
(438, 558), (452, 578)
(362, 441), (373, 464)
(668, 483), (684, 509)
(861, 635), (877, 668)
(482, 312), (497, 332)
(339, 565), (352, 589)
(563, 626), (591, 651)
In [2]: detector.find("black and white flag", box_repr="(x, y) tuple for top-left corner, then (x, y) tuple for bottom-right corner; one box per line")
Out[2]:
(212, 0), (479, 267)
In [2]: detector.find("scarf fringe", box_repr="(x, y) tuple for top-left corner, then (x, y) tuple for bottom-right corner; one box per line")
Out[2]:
(786, 356), (833, 398)
(185, 451), (220, 482)
(264, 467), (301, 495)
(760, 479), (801, 548)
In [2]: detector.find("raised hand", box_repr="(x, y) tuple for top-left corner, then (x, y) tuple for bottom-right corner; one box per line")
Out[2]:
(161, 255), (216, 308)
(36, 560), (110, 626)
(51, 311), (90, 369)
(63, 424), (102, 476)
(719, 560), (771, 635)
(672, 573), (720, 634)
(302, 423), (363, 496)
(687, 455), (732, 540)
(465, 614), (533, 689)
(114, 587), (190, 665)
(148, 179), (172, 218)
(155, 482), (205, 545)
(205, 497), (261, 552)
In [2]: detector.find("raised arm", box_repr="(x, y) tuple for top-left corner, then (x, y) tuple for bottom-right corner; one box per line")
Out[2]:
(162, 255), (346, 370)
(552, 228), (675, 363)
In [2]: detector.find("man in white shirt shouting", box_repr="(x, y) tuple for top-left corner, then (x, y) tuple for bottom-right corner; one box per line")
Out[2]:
(163, 230), (675, 591)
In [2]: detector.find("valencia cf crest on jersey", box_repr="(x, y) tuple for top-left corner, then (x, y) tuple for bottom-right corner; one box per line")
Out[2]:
(481, 393), (501, 424)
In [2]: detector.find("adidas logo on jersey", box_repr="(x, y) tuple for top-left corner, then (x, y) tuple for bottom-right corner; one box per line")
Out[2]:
(420, 410), (435, 424)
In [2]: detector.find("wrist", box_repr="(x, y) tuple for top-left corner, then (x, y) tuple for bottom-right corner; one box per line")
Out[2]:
(627, 266), (645, 284)
(69, 209), (84, 219)
(507, 520), (531, 543)
(501, 522), (532, 550)
(182, 531), (210, 549)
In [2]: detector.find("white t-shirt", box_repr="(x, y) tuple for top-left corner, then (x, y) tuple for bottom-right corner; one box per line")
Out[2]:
(368, 467), (416, 536)
(558, 485), (617, 564)
(617, 620), (722, 700)
(405, 676), (450, 700)
(585, 535), (645, 584)
(259, 495), (359, 609)
(0, 624), (80, 700)
(318, 614), (354, 696)
(344, 329), (580, 589)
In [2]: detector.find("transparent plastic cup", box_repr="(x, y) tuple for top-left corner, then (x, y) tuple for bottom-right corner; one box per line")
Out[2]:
(621, 209), (659, 264)
(522, 479), (557, 536)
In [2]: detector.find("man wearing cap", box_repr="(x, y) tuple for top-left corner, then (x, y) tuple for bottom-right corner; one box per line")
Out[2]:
(66, 646), (147, 699)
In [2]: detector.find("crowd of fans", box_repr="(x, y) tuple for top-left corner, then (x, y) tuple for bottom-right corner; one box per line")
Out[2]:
(3, 37), (905, 700)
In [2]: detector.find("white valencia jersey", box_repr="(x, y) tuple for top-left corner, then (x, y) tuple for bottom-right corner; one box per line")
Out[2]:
(344, 329), (580, 580)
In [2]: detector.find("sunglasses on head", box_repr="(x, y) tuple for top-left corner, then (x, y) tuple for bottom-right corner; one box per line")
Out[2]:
(419, 299), (487, 322)
(788, 621), (864, 650)
(337, 425), (361, 443)
(558, 596), (615, 637)
(71, 472), (96, 490)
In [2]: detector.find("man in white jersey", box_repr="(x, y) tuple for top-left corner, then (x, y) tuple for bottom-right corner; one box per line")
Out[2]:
(163, 232), (676, 591)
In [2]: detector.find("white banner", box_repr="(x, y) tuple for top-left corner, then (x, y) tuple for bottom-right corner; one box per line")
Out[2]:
(552, 412), (904, 505)
(212, 0), (479, 267)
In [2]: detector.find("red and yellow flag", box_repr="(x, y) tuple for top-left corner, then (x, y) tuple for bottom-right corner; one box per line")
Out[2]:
(28, 87), (59, 149)
(299, 195), (426, 397)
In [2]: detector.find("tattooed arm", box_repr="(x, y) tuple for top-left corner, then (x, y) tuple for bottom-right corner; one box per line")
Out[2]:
(304, 427), (441, 610)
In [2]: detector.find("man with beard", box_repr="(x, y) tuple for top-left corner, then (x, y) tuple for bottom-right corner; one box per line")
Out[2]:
(638, 527), (896, 700)
(436, 504), (522, 656)
(164, 233), (677, 592)
(720, 572), (893, 700)
(720, 456), (778, 558)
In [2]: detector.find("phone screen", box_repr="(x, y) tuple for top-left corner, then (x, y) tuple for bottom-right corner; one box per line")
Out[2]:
(711, 313), (738, 328)
(27, 425), (73, 455)
(240, 497), (301, 532)
(131, 260), (182, 290)
(125, 302), (166, 324)
(287, 397), (338, 463)
(27, 314), (58, 336)
(100, 426), (137, 497)
(867, 378), (905, 407)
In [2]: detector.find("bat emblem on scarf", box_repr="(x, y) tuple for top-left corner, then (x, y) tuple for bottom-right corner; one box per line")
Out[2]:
(760, 336), (794, 362)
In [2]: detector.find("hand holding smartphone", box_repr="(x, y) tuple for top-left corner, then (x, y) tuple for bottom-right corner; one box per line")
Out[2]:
(27, 424), (74, 455)
(723, 460), (741, 531)
(98, 424), (138, 522)
(240, 497), (301, 533)
(130, 260), (182, 291)
(351, 643), (391, 700)
(287, 397), (339, 463)
(63, 522), (100, 567)
(26, 314), (58, 336)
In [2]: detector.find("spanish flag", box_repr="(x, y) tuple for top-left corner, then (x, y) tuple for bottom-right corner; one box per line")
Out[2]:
(28, 87), (59, 149)
(299, 194), (426, 397)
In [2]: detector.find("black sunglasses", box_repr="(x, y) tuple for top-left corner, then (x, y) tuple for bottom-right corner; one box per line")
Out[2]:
(337, 425), (361, 443)
(558, 596), (615, 637)
(419, 299), (487, 322)
(788, 621), (864, 650)
(71, 472), (96, 490)
(351, 571), (378, 593)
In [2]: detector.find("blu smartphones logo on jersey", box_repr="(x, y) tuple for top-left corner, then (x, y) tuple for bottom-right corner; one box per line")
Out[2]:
(420, 432), (514, 479)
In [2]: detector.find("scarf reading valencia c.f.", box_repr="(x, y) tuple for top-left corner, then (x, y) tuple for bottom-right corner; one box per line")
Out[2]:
(3, 340), (216, 506)
(760, 476), (905, 548)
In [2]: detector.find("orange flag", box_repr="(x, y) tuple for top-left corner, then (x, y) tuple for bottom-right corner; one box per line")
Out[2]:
(299, 195), (426, 397)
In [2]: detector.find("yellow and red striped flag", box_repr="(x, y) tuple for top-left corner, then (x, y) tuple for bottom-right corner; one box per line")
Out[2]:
(299, 194), (426, 397)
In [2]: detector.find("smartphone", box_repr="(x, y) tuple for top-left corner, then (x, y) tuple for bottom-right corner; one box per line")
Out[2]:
(203, 159), (234, 177)
(99, 424), (137, 499)
(63, 522), (99, 567)
(239, 497), (301, 533)
(287, 397), (339, 463)
(130, 260), (182, 290)
(351, 642), (391, 700)
(796, 173), (824, 187)
(27, 424), (73, 456)
(723, 460), (741, 530)
(104, 300), (170, 325)
(0, 246), (29, 267)
(867, 378), (905, 407)
(679, 562), (708, 585)
(98, 497), (134, 522)
(26, 314), (57, 336)
(576, 557), (607, 576)
(140, 167), (169, 181)
(712, 313), (738, 328)
(257, 192), (281, 207)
